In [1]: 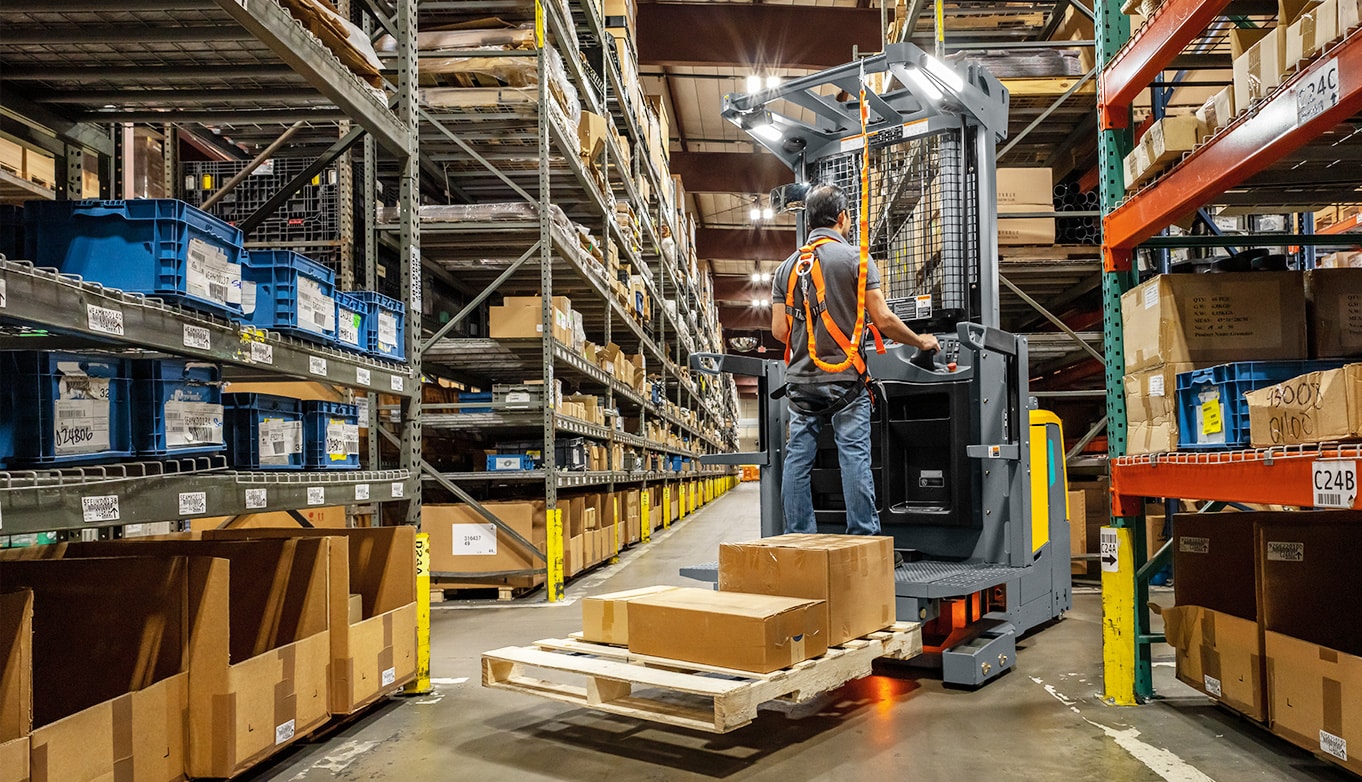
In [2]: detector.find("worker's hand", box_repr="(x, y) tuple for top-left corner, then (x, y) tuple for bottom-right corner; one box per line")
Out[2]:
(917, 334), (941, 353)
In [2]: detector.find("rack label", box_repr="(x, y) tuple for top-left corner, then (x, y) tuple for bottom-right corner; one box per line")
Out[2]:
(390, 374), (405, 392)
(245, 487), (268, 509)
(250, 341), (273, 365)
(309, 356), (328, 377)
(1100, 528), (1120, 572)
(0, 278), (6, 308)
(183, 324), (211, 350)
(1320, 730), (1347, 762)
(1296, 57), (1340, 126)
(355, 483), (370, 501)
(87, 304), (125, 336)
(451, 523), (497, 556)
(356, 367), (371, 385)
(307, 487), (326, 506)
(391, 481), (404, 498)
(82, 495), (120, 523)
(177, 491), (207, 516)
(1312, 459), (1357, 509)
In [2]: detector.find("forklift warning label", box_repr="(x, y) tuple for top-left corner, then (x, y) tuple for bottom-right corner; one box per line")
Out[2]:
(1100, 529), (1119, 572)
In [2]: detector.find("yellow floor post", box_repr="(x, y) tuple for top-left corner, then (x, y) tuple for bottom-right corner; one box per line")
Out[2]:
(547, 507), (565, 602)
(663, 485), (671, 529)
(1101, 525), (1139, 705)
(641, 490), (652, 543)
(404, 532), (432, 695)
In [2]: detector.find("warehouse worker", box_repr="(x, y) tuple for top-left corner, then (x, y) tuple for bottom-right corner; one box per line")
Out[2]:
(770, 184), (939, 535)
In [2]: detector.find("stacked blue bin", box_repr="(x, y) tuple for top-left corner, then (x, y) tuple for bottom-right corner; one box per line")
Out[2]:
(131, 359), (226, 457)
(24, 199), (245, 317)
(352, 291), (406, 360)
(1176, 360), (1345, 450)
(222, 393), (304, 469)
(5, 352), (133, 465)
(240, 250), (338, 344)
(303, 401), (361, 469)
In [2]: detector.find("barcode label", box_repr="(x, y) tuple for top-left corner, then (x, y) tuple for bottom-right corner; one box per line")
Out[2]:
(356, 367), (371, 385)
(391, 481), (404, 498)
(185, 239), (241, 306)
(165, 401), (224, 448)
(338, 310), (362, 346)
(1203, 675), (1222, 698)
(250, 341), (273, 365)
(381, 667), (396, 687)
(307, 486), (326, 506)
(325, 419), (354, 461)
(54, 373), (112, 455)
(258, 418), (300, 465)
(82, 495), (120, 523)
(378, 311), (399, 352)
(391, 375), (404, 392)
(1320, 730), (1348, 761)
(309, 356), (328, 377)
(0, 278), (6, 308)
(245, 487), (267, 509)
(297, 277), (335, 336)
(275, 719), (295, 746)
(178, 491), (207, 516)
(87, 304), (125, 336)
(183, 324), (211, 350)
(344, 423), (360, 455)
(355, 483), (370, 501)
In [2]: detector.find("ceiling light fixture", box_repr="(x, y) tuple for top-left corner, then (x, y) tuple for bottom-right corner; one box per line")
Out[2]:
(762, 207), (774, 220)
(745, 75), (763, 93)
(749, 207), (762, 221)
(750, 271), (762, 282)
(765, 75), (781, 89)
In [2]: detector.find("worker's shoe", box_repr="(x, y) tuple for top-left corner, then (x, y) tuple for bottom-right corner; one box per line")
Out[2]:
(893, 550), (905, 569)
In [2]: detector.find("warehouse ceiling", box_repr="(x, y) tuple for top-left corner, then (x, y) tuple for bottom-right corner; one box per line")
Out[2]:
(633, 0), (1104, 364)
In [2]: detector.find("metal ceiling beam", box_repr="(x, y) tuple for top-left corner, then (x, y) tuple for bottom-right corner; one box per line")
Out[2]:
(636, 2), (883, 70)
(696, 228), (796, 261)
(668, 151), (791, 195)
(2, 65), (298, 82)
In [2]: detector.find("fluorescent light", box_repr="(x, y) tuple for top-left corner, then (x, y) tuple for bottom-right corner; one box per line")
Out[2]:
(902, 64), (944, 103)
(749, 207), (762, 221)
(745, 75), (762, 93)
(762, 207), (774, 219)
(760, 272), (772, 282)
(750, 298), (762, 307)
(923, 57), (965, 92)
(751, 271), (762, 281)
(765, 75), (781, 89)
(752, 123), (783, 142)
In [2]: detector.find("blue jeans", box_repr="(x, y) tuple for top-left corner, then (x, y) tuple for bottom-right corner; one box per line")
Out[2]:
(781, 390), (881, 535)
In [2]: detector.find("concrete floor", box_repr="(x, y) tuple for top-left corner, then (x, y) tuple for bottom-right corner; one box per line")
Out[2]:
(254, 483), (1351, 781)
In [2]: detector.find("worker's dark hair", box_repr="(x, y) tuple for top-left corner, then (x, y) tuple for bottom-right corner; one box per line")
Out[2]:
(806, 184), (847, 229)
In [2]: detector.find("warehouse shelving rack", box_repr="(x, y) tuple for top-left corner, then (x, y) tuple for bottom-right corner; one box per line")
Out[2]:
(0, 0), (424, 534)
(382, 0), (737, 600)
(1097, 0), (1362, 703)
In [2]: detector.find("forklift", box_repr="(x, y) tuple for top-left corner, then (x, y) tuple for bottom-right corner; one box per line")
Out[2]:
(687, 43), (1071, 687)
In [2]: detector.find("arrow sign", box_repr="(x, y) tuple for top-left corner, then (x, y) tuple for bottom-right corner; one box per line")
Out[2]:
(1101, 554), (1118, 568)
(1100, 528), (1120, 573)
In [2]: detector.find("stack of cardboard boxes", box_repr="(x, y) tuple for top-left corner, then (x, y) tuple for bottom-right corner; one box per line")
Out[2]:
(996, 168), (1057, 245)
(1158, 512), (1361, 777)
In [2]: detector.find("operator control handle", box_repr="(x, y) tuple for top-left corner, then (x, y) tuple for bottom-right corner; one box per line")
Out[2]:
(909, 347), (939, 371)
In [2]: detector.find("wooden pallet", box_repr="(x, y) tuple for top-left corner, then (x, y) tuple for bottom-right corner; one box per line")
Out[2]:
(481, 622), (923, 733)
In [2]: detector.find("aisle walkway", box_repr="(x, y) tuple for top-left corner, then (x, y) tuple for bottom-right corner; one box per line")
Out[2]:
(255, 484), (1349, 781)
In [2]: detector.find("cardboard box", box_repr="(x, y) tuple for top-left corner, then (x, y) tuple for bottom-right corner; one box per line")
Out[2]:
(1307, 269), (1362, 358)
(489, 296), (573, 344)
(1155, 513), (1265, 719)
(1343, 0), (1361, 30)
(1286, 0), (1338, 65)
(1258, 516), (1362, 774)
(425, 501), (546, 585)
(1246, 364), (1362, 447)
(1066, 491), (1087, 575)
(204, 527), (418, 715)
(581, 586), (679, 646)
(622, 489), (642, 544)
(627, 587), (828, 673)
(717, 534), (894, 647)
(995, 168), (1053, 208)
(1195, 86), (1236, 138)
(1, 558), (193, 782)
(1124, 362), (1197, 454)
(577, 111), (609, 162)
(56, 538), (332, 778)
(1233, 28), (1283, 111)
(1141, 114), (1203, 168)
(0, 591), (32, 782)
(192, 504), (348, 533)
(1120, 272), (1307, 373)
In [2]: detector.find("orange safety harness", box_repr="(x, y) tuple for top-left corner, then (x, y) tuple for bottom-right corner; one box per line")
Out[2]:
(782, 72), (885, 381)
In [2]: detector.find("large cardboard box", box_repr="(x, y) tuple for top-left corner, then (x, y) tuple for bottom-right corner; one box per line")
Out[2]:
(1286, 0), (1338, 64)
(1141, 114), (1203, 168)
(622, 489), (642, 544)
(489, 296), (573, 344)
(1124, 362), (1197, 454)
(425, 501), (546, 587)
(192, 505), (348, 533)
(1307, 269), (1362, 358)
(1246, 364), (1362, 447)
(582, 586), (680, 646)
(1156, 513), (1265, 719)
(57, 539), (331, 778)
(996, 168), (1056, 245)
(577, 111), (609, 162)
(1120, 272), (1307, 373)
(717, 534), (894, 647)
(204, 527), (418, 715)
(1258, 515), (1362, 774)
(1233, 28), (1284, 111)
(1, 559), (193, 782)
(627, 587), (828, 673)
(1195, 86), (1236, 139)
(0, 591), (32, 782)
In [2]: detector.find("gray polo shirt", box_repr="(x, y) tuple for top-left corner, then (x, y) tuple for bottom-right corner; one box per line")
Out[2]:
(772, 227), (881, 384)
